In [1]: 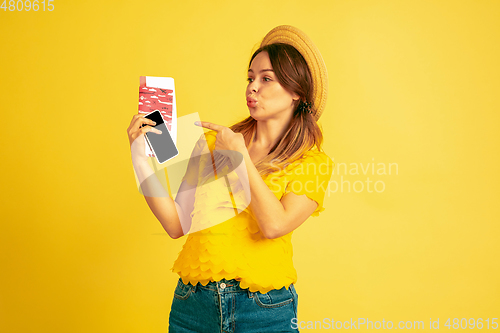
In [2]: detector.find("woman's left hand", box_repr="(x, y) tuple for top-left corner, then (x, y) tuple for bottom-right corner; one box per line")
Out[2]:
(195, 121), (247, 154)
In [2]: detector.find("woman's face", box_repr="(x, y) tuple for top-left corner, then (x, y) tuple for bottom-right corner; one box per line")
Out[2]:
(246, 51), (299, 121)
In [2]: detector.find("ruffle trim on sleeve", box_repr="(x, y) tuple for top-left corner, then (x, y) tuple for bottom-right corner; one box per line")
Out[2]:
(280, 150), (332, 218)
(283, 186), (325, 218)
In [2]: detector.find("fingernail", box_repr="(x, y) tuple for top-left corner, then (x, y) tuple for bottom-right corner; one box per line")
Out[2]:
(194, 121), (200, 125)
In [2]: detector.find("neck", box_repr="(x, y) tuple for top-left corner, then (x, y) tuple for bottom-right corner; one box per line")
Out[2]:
(252, 113), (293, 150)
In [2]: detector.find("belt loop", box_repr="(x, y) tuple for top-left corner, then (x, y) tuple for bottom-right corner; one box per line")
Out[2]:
(192, 282), (197, 293)
(247, 289), (253, 298)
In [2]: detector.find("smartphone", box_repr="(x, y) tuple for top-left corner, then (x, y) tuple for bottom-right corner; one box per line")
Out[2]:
(141, 110), (178, 164)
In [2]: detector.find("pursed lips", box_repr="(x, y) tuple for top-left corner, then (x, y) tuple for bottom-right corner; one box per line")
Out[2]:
(247, 96), (257, 107)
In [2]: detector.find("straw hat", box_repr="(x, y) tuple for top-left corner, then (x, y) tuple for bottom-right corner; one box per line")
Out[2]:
(260, 25), (328, 121)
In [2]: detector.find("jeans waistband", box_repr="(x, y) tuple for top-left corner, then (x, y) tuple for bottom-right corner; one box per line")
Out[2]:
(180, 277), (259, 296)
(179, 277), (295, 298)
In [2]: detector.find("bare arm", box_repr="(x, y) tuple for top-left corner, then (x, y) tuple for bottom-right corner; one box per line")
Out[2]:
(127, 113), (196, 239)
(197, 122), (318, 239)
(229, 149), (318, 239)
(133, 160), (195, 239)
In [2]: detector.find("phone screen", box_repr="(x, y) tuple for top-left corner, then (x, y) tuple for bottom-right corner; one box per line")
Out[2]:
(141, 110), (178, 164)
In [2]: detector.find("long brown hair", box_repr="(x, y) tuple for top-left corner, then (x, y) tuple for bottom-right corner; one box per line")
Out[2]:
(203, 43), (325, 183)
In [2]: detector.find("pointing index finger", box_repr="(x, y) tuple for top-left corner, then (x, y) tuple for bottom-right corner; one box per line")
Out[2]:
(195, 121), (225, 132)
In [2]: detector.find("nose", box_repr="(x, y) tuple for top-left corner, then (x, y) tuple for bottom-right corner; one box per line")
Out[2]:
(248, 80), (258, 93)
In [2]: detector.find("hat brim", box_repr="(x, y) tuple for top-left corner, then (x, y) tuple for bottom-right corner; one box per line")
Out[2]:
(260, 25), (328, 121)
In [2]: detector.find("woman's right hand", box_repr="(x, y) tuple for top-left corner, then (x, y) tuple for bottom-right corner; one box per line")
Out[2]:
(127, 114), (162, 164)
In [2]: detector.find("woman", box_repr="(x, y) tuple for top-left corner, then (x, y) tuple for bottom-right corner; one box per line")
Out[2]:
(127, 25), (334, 332)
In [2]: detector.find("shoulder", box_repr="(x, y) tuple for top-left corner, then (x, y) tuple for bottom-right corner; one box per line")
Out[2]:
(303, 149), (333, 164)
(272, 148), (334, 182)
(290, 148), (334, 170)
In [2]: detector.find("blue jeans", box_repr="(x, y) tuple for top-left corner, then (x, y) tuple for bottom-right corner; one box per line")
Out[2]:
(168, 277), (300, 332)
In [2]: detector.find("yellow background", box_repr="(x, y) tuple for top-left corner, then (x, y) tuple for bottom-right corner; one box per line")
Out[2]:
(1, 0), (499, 331)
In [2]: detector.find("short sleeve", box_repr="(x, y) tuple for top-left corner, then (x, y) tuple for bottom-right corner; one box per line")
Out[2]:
(282, 151), (334, 217)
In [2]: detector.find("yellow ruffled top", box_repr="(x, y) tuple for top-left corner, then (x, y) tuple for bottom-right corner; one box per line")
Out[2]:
(170, 130), (334, 293)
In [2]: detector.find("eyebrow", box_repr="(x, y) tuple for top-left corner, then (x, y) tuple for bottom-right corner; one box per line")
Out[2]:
(248, 69), (274, 73)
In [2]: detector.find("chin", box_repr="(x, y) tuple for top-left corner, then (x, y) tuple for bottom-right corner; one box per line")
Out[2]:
(248, 109), (265, 121)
